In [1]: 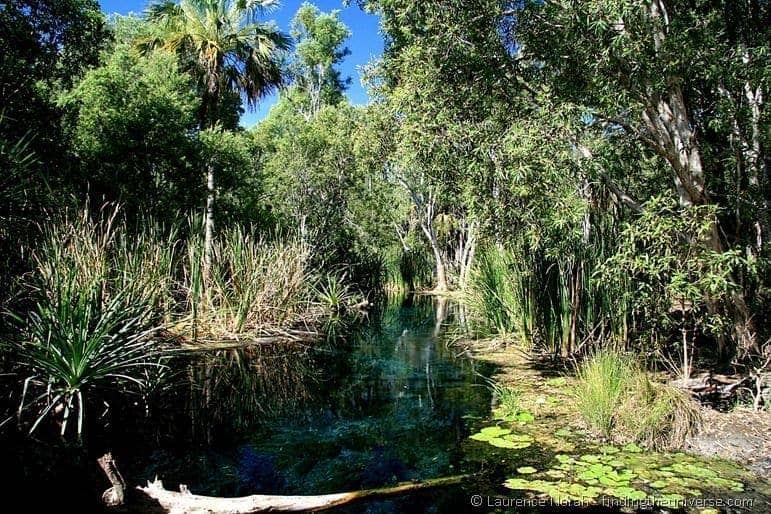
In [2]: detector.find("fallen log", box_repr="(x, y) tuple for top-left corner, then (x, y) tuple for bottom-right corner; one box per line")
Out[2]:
(134, 475), (467, 513)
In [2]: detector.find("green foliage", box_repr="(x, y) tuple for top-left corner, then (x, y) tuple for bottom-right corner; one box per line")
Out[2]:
(289, 3), (351, 114)
(600, 197), (755, 340)
(467, 247), (532, 341)
(573, 350), (634, 439)
(0, 0), (109, 161)
(142, 0), (291, 127)
(488, 382), (520, 421)
(254, 100), (400, 289)
(314, 273), (359, 313)
(60, 45), (200, 217)
(198, 127), (267, 225)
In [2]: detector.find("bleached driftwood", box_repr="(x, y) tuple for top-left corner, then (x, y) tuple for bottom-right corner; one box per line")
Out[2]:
(134, 475), (467, 514)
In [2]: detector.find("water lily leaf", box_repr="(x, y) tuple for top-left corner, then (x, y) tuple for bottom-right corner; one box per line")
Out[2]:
(517, 466), (538, 474)
(589, 463), (613, 474)
(578, 470), (600, 481)
(504, 478), (532, 490)
(604, 486), (646, 500)
(599, 445), (620, 454)
(554, 428), (572, 437)
(545, 469), (566, 478)
(623, 443), (643, 453)
(469, 433), (491, 442)
(649, 480), (667, 489)
(555, 454), (574, 464)
(480, 426), (511, 437)
(488, 437), (531, 449)
(599, 475), (624, 487)
(580, 454), (602, 463)
(516, 411), (535, 423)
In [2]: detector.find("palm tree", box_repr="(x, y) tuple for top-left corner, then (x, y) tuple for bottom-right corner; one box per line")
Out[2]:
(141, 0), (290, 280)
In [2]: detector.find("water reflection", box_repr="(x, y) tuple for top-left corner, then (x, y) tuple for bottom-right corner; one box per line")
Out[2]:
(142, 294), (493, 508)
(1, 295), (494, 512)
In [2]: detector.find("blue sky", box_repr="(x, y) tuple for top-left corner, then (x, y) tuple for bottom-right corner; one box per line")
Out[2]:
(98, 0), (383, 127)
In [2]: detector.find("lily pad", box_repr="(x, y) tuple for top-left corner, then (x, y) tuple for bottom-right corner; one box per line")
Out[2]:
(487, 437), (532, 449)
(479, 426), (511, 437)
(517, 466), (538, 474)
(622, 443), (643, 453)
(604, 486), (647, 501)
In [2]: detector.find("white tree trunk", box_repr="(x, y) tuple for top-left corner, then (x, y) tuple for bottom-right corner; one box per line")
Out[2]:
(203, 164), (215, 285)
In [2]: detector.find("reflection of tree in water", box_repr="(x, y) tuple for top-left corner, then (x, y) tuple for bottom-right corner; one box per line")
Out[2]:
(128, 296), (492, 502)
(238, 296), (492, 495)
(185, 342), (319, 442)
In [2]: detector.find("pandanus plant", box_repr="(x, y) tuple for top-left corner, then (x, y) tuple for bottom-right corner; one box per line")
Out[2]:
(14, 208), (171, 438)
(17, 282), (160, 437)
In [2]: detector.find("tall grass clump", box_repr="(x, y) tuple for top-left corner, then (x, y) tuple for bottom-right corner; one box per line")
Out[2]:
(13, 207), (172, 437)
(488, 380), (520, 420)
(573, 349), (701, 449)
(573, 349), (633, 439)
(184, 227), (316, 339)
(466, 246), (536, 344)
(616, 373), (702, 450)
(383, 246), (433, 294)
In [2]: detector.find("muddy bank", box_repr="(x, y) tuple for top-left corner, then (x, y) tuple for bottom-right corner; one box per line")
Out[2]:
(686, 408), (771, 477)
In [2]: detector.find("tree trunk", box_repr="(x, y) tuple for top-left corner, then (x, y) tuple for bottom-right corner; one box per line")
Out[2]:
(639, 0), (758, 356)
(203, 164), (215, 285)
(423, 221), (448, 292)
